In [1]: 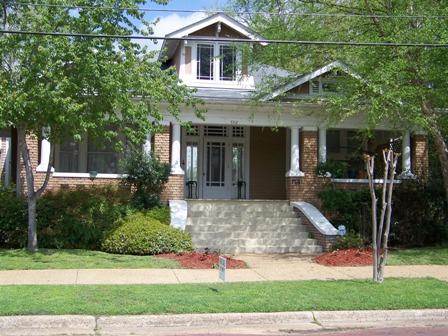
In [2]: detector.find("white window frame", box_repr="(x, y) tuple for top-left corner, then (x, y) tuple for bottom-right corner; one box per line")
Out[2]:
(53, 134), (125, 179)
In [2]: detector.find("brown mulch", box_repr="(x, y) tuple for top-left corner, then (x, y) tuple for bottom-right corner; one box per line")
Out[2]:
(157, 252), (247, 269)
(315, 248), (374, 266)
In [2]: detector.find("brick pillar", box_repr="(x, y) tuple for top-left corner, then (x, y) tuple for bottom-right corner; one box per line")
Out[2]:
(286, 129), (326, 207)
(154, 125), (185, 203)
(412, 134), (429, 180)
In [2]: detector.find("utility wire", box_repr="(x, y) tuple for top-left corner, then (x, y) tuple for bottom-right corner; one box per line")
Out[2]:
(1, 29), (447, 48)
(7, 2), (448, 19)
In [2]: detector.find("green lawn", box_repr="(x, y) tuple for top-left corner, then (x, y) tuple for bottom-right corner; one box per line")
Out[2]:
(388, 246), (448, 265)
(0, 278), (446, 315)
(0, 249), (180, 270)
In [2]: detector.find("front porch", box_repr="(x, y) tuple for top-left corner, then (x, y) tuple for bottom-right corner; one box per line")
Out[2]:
(156, 123), (428, 205)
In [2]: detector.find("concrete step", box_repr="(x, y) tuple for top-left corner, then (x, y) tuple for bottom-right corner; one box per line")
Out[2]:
(195, 245), (323, 254)
(187, 200), (291, 213)
(185, 224), (307, 234)
(188, 231), (310, 240)
(186, 217), (300, 226)
(192, 238), (317, 247)
(188, 211), (297, 218)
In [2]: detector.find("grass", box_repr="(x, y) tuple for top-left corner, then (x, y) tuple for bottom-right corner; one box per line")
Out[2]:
(0, 278), (446, 315)
(388, 246), (448, 265)
(0, 249), (180, 270)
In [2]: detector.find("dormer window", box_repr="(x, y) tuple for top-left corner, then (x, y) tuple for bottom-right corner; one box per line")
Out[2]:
(197, 44), (214, 80)
(195, 43), (238, 82)
(219, 45), (237, 81)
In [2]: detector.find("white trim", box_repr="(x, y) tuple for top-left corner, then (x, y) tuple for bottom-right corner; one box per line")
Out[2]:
(171, 123), (185, 175)
(331, 178), (402, 184)
(262, 61), (358, 101)
(52, 172), (125, 179)
(318, 128), (327, 163)
(286, 126), (304, 177)
(165, 13), (264, 42)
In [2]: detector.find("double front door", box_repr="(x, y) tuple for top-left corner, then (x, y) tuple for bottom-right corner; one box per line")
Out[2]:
(182, 126), (248, 199)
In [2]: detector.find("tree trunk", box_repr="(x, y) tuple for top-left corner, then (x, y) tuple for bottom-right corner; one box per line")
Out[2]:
(17, 128), (38, 252)
(27, 195), (38, 251)
(421, 100), (448, 205)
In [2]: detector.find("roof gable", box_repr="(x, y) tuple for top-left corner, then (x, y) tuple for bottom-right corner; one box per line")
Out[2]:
(165, 13), (263, 41)
(261, 61), (359, 101)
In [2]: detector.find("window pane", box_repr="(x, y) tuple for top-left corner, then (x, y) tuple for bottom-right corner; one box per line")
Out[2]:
(186, 142), (198, 182)
(57, 139), (79, 172)
(87, 137), (123, 174)
(220, 45), (236, 81)
(197, 44), (214, 80)
(206, 142), (225, 186)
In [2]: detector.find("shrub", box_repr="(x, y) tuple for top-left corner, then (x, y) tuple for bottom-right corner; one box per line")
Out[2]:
(101, 212), (193, 255)
(392, 180), (447, 247)
(146, 206), (170, 225)
(37, 186), (133, 249)
(318, 185), (371, 239)
(0, 187), (27, 248)
(316, 160), (348, 178)
(122, 150), (170, 209)
(331, 231), (365, 251)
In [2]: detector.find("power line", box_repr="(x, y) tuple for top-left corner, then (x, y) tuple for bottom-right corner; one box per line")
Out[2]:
(7, 2), (448, 20)
(1, 29), (447, 48)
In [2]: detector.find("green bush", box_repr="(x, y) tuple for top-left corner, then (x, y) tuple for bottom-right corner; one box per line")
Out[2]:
(0, 187), (27, 248)
(37, 186), (133, 249)
(101, 212), (193, 255)
(316, 160), (348, 178)
(318, 185), (371, 239)
(122, 150), (170, 209)
(146, 206), (170, 225)
(392, 180), (447, 247)
(331, 231), (365, 251)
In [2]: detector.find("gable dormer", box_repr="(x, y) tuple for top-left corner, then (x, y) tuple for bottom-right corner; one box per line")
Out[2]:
(160, 13), (264, 90)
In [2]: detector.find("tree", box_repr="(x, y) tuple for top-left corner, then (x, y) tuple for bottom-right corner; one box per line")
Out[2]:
(230, 0), (448, 204)
(365, 149), (399, 283)
(0, 1), (203, 251)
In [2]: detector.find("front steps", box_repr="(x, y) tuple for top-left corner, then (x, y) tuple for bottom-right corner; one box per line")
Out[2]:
(185, 200), (323, 254)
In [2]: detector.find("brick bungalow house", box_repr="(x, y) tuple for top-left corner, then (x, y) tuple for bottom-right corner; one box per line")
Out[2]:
(0, 13), (428, 253)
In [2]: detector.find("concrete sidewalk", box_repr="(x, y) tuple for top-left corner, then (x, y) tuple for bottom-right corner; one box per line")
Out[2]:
(0, 254), (447, 284)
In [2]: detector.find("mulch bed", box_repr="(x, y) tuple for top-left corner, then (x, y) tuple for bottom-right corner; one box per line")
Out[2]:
(315, 248), (374, 266)
(157, 252), (247, 269)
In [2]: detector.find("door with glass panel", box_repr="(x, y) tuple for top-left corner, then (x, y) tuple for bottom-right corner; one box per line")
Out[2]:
(203, 141), (228, 199)
(231, 142), (246, 199)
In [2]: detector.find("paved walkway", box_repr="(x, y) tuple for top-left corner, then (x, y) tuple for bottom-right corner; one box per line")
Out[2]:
(0, 254), (447, 285)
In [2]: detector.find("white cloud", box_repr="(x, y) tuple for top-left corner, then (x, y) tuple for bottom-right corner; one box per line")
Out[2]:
(142, 12), (207, 51)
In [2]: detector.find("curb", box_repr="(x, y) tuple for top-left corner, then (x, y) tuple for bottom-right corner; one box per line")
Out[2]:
(0, 310), (447, 335)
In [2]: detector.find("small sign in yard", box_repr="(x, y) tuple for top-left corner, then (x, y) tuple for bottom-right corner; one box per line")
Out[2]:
(218, 256), (226, 282)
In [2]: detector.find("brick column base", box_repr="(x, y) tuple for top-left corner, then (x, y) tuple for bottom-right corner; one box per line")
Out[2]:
(412, 134), (429, 180)
(161, 174), (185, 203)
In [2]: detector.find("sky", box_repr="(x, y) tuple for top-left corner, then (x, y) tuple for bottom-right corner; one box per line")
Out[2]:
(142, 0), (230, 51)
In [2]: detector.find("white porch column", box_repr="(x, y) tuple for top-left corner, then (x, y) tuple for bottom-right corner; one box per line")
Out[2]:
(399, 130), (414, 178)
(318, 127), (327, 163)
(171, 123), (184, 175)
(286, 126), (304, 177)
(36, 127), (52, 172)
(143, 132), (151, 157)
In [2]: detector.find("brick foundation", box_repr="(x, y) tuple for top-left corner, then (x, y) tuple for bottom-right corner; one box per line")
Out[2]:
(161, 174), (185, 203)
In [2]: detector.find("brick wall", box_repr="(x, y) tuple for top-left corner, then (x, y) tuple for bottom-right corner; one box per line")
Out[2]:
(0, 137), (8, 184)
(161, 174), (185, 203)
(412, 134), (429, 180)
(286, 130), (327, 207)
(154, 126), (170, 164)
(250, 127), (286, 199)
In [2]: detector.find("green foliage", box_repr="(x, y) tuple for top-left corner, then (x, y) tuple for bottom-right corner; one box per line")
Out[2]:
(0, 187), (27, 248)
(316, 160), (348, 178)
(392, 180), (448, 247)
(37, 186), (133, 250)
(101, 212), (193, 255)
(145, 207), (170, 225)
(318, 185), (371, 238)
(331, 231), (365, 251)
(122, 151), (170, 209)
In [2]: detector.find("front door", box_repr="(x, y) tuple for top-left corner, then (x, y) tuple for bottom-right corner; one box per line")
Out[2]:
(203, 140), (228, 199)
(182, 125), (249, 199)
